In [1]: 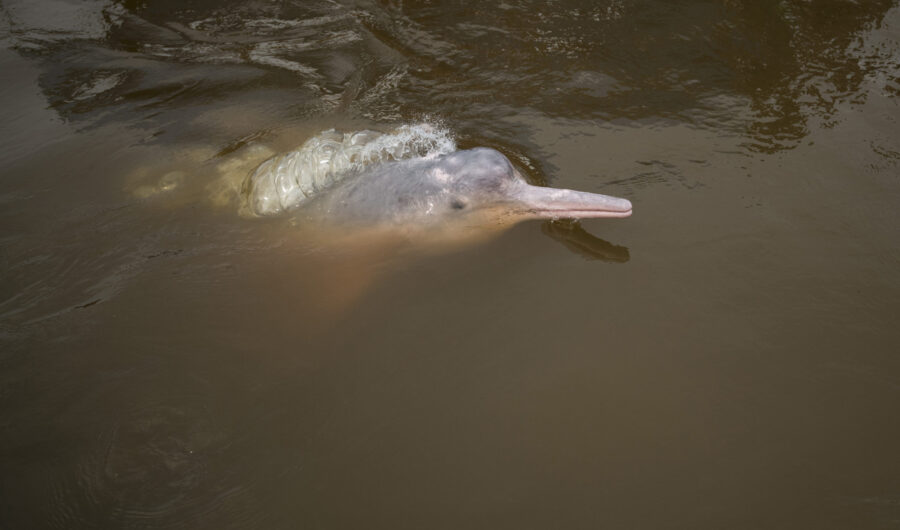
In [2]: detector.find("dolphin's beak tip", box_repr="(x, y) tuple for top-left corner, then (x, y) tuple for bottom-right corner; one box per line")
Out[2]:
(596, 197), (632, 218)
(516, 184), (634, 220)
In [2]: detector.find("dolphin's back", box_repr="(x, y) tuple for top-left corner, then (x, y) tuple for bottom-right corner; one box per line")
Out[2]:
(243, 125), (456, 216)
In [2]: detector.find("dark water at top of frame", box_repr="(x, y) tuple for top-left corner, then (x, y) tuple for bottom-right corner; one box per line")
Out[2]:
(1, 0), (900, 528)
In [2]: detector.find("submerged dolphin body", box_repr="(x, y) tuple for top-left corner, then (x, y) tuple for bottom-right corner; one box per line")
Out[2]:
(245, 144), (632, 233)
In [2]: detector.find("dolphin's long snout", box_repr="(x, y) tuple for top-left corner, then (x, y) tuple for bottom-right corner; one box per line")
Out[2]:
(514, 184), (633, 219)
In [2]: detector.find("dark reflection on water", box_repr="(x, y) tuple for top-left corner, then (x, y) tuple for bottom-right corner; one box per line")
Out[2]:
(2, 0), (900, 528)
(542, 220), (630, 262)
(9, 0), (898, 150)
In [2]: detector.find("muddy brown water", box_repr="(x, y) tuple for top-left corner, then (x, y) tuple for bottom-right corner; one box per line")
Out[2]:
(2, 1), (900, 528)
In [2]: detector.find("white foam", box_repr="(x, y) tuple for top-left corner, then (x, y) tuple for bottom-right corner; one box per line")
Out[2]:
(244, 123), (457, 216)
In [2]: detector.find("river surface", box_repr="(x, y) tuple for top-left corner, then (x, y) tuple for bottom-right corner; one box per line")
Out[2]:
(2, 1), (900, 528)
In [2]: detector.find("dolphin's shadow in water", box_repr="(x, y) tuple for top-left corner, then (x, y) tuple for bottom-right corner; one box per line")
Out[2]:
(541, 220), (630, 263)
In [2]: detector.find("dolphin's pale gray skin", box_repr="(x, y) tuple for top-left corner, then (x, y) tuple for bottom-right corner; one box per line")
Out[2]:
(293, 147), (632, 229)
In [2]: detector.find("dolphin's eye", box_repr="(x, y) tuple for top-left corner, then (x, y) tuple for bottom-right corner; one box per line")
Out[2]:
(450, 198), (466, 210)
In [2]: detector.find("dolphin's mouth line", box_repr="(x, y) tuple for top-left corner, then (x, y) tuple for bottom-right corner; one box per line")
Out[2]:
(530, 208), (633, 219)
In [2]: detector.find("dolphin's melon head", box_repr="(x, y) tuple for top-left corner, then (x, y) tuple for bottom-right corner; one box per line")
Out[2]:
(422, 147), (524, 213)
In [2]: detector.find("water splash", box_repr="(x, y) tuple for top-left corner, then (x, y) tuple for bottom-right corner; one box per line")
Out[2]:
(242, 123), (456, 216)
